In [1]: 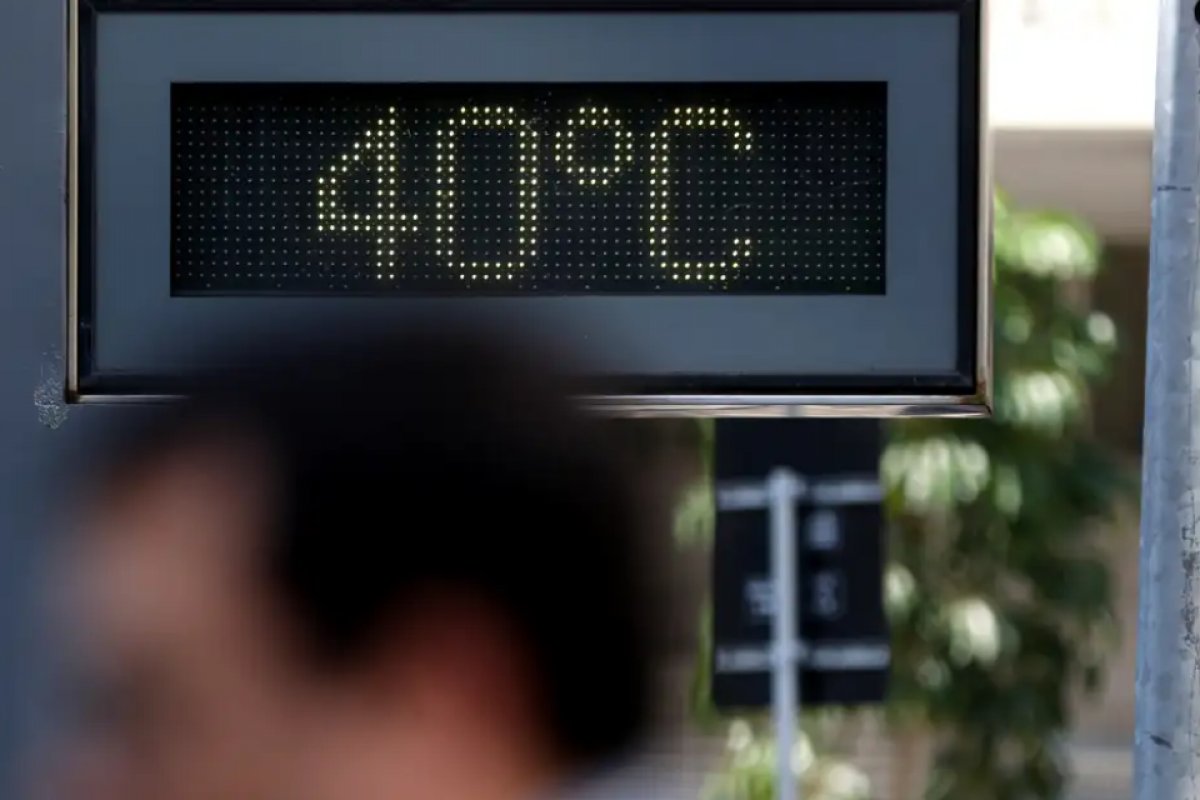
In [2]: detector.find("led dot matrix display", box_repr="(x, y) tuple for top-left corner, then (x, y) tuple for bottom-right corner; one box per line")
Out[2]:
(172, 83), (886, 295)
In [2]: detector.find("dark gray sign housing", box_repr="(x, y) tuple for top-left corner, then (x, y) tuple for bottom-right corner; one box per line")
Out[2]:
(69, 0), (989, 415)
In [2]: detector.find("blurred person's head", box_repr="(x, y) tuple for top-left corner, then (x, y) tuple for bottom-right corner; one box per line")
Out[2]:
(56, 326), (654, 800)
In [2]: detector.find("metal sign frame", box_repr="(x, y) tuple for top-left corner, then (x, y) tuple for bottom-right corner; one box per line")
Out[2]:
(67, 0), (990, 417)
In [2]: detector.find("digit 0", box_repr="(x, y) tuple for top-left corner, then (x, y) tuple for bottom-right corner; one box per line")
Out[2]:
(436, 106), (539, 282)
(650, 107), (753, 283)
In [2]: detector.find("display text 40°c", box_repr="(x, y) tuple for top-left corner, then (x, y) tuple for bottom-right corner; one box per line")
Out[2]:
(317, 104), (755, 283)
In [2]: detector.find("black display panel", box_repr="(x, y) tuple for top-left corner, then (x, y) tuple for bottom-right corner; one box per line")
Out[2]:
(171, 83), (886, 295)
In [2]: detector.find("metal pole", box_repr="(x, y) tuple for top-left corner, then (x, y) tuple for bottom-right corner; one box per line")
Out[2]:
(769, 468), (801, 800)
(1136, 1), (1200, 797)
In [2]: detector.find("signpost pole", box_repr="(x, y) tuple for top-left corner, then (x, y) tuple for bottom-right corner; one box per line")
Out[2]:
(1136, 1), (1200, 797)
(768, 468), (802, 800)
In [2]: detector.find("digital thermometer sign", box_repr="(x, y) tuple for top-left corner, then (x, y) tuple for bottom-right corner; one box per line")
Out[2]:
(172, 83), (885, 295)
(71, 0), (987, 413)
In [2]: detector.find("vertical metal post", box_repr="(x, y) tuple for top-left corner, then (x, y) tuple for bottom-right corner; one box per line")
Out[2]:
(1136, 1), (1200, 797)
(769, 468), (801, 800)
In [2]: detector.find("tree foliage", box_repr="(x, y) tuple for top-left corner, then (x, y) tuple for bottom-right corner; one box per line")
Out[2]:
(883, 193), (1129, 799)
(691, 194), (1131, 800)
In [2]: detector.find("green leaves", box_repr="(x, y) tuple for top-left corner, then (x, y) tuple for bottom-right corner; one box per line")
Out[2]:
(683, 192), (1127, 800)
(994, 370), (1084, 434)
(883, 193), (1129, 799)
(704, 723), (873, 800)
(674, 480), (716, 545)
(942, 597), (1003, 667)
(882, 435), (991, 513)
(995, 198), (1101, 281)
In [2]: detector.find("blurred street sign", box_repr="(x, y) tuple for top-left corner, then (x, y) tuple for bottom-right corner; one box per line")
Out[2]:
(711, 420), (889, 708)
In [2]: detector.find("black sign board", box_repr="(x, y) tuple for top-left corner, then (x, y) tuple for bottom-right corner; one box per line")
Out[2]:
(712, 419), (888, 708)
(69, 0), (987, 412)
(173, 83), (885, 295)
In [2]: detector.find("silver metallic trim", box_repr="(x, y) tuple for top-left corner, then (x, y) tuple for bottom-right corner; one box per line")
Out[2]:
(72, 392), (991, 416)
(975, 0), (995, 417)
(72, 392), (990, 415)
(587, 395), (990, 417)
(67, 0), (81, 399)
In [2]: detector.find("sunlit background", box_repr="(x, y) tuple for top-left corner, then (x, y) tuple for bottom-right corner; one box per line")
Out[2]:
(648, 3), (1155, 799)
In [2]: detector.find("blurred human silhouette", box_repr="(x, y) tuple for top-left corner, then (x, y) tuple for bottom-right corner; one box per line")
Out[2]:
(54, 327), (658, 800)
